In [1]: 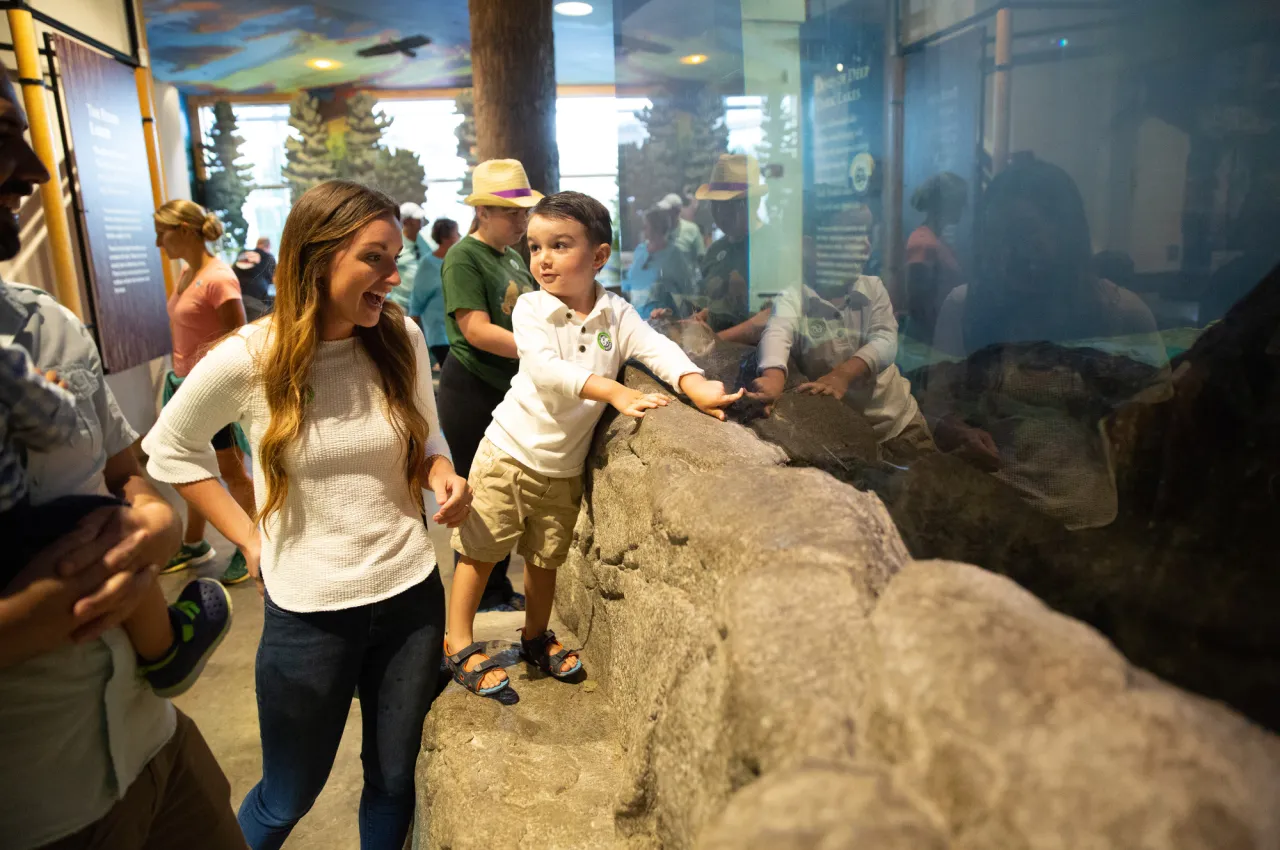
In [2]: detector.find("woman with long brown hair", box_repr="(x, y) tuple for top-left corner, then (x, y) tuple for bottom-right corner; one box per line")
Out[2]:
(142, 181), (470, 849)
(154, 199), (256, 583)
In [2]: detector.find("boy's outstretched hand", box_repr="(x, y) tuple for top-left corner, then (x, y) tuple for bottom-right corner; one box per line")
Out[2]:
(679, 374), (745, 421)
(610, 385), (672, 419)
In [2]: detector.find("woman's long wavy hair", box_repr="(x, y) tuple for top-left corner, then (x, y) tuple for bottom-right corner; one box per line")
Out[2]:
(256, 180), (430, 527)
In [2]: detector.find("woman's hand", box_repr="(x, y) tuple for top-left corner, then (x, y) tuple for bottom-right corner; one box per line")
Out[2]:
(428, 457), (472, 528)
(241, 530), (264, 597)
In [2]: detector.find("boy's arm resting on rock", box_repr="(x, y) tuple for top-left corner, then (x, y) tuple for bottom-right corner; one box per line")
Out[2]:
(757, 297), (800, 375)
(852, 278), (900, 375)
(512, 298), (594, 397)
(580, 374), (672, 419)
(616, 299), (704, 388)
(617, 300), (742, 418)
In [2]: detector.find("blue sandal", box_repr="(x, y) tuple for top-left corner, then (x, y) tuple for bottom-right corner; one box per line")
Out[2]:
(520, 629), (583, 681)
(444, 641), (511, 697)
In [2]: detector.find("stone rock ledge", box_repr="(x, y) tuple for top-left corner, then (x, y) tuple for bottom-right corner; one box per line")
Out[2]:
(554, 365), (1280, 849)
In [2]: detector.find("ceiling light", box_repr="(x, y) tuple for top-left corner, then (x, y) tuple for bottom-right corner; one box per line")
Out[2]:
(554, 2), (593, 15)
(307, 58), (341, 70)
(680, 54), (708, 65)
(836, 63), (844, 72)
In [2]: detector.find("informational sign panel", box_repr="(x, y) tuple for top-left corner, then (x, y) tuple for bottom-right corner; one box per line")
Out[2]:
(802, 26), (885, 288)
(55, 35), (170, 372)
(903, 26), (985, 275)
(901, 0), (981, 46)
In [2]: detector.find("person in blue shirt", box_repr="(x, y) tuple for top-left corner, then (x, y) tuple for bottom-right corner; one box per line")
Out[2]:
(391, 202), (432, 314)
(624, 206), (695, 320)
(411, 218), (460, 368)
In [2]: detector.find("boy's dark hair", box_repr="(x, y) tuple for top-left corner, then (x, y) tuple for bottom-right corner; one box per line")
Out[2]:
(531, 191), (612, 247)
(431, 217), (458, 245)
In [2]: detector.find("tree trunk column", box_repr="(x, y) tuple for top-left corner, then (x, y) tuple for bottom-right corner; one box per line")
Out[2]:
(468, 0), (559, 195)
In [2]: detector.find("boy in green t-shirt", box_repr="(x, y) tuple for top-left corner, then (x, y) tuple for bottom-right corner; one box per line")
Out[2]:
(442, 227), (537, 391)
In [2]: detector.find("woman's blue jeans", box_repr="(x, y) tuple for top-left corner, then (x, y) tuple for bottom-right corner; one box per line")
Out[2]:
(236, 571), (445, 850)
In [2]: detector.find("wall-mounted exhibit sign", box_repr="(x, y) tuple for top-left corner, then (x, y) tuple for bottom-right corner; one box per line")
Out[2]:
(903, 26), (985, 273)
(901, 0), (983, 46)
(802, 23), (885, 288)
(54, 35), (171, 373)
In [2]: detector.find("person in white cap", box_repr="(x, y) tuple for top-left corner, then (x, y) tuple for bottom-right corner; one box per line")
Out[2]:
(437, 159), (543, 612)
(694, 154), (781, 339)
(658, 191), (705, 271)
(392, 202), (431, 314)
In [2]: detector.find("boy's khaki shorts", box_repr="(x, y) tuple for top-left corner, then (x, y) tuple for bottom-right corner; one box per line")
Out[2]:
(452, 438), (584, 570)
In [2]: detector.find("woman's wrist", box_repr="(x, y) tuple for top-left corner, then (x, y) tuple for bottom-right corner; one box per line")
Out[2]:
(425, 454), (455, 486)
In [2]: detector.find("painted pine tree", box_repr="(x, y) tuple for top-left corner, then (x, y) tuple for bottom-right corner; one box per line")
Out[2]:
(757, 94), (799, 226)
(283, 91), (334, 203)
(631, 89), (729, 213)
(683, 88), (730, 194)
(454, 89), (478, 197)
(373, 147), (427, 205)
(340, 92), (391, 185)
(204, 102), (254, 249)
(631, 94), (683, 213)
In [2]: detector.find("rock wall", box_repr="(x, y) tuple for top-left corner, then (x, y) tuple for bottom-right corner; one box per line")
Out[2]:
(555, 364), (1280, 849)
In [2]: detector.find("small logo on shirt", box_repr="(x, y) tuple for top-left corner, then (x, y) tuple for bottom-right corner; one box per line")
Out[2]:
(596, 330), (613, 352)
(716, 250), (727, 262)
(804, 318), (832, 342)
(509, 258), (521, 270)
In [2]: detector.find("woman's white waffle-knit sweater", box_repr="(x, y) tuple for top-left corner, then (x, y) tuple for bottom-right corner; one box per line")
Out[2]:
(143, 318), (451, 612)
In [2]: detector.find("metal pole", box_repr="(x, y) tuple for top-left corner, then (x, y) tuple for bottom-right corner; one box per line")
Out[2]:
(7, 7), (83, 319)
(992, 6), (1013, 174)
(130, 0), (175, 296)
(883, 0), (906, 305)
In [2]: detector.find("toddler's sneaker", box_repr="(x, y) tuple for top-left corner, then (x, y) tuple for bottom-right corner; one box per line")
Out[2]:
(162, 540), (216, 574)
(139, 578), (233, 698)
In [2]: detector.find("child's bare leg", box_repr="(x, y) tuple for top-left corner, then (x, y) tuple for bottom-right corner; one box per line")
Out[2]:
(184, 503), (207, 545)
(522, 561), (577, 673)
(124, 579), (175, 662)
(446, 556), (507, 689)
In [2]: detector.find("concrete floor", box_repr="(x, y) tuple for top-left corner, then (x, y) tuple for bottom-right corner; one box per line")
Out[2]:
(154, 479), (515, 849)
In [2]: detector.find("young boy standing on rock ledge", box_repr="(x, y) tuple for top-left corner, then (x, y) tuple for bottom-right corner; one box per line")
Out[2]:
(444, 191), (742, 699)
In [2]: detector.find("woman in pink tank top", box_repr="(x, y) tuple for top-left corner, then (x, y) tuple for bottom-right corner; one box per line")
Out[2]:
(155, 200), (255, 585)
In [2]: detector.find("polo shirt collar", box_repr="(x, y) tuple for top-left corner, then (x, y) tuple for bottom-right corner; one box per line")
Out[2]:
(538, 283), (613, 323)
(805, 280), (871, 316)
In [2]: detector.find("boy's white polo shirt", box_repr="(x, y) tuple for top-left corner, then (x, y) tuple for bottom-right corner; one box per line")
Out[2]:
(485, 286), (702, 478)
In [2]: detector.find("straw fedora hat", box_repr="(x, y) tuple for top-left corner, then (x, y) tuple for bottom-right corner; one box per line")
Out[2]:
(695, 153), (768, 201)
(465, 159), (544, 208)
